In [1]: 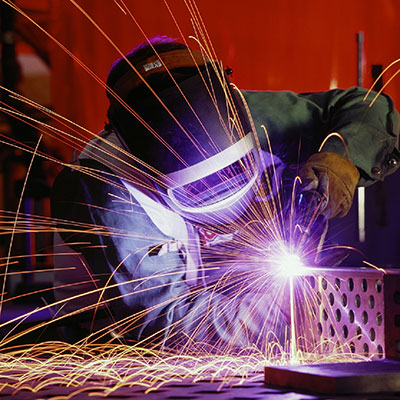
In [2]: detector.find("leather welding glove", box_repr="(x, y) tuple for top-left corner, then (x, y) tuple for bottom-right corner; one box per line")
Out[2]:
(299, 152), (360, 219)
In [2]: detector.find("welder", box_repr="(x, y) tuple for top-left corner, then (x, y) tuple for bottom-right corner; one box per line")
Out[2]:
(51, 36), (400, 349)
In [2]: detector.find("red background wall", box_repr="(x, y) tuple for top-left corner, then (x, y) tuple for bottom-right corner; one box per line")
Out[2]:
(48, 0), (400, 139)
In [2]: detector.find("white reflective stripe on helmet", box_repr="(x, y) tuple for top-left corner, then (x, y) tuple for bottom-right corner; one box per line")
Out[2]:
(163, 132), (257, 186)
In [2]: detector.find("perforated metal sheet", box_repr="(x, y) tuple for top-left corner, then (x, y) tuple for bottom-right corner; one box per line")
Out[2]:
(294, 268), (400, 360)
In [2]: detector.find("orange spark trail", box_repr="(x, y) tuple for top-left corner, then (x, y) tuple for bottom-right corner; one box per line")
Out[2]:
(1, 134), (43, 318)
(363, 58), (400, 104)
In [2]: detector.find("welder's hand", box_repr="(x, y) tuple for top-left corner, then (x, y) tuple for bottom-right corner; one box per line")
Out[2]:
(299, 152), (360, 219)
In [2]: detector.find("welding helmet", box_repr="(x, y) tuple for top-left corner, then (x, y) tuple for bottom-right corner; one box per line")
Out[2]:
(107, 43), (261, 225)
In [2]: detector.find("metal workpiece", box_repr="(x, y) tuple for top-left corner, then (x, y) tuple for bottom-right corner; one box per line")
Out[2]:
(293, 267), (400, 361)
(265, 359), (400, 395)
(263, 268), (400, 395)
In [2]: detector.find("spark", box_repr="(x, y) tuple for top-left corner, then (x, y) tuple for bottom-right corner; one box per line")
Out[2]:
(363, 260), (387, 274)
(363, 58), (400, 105)
(113, 0), (127, 15)
(1, 134), (43, 318)
(318, 131), (351, 160)
(0, 341), (366, 398)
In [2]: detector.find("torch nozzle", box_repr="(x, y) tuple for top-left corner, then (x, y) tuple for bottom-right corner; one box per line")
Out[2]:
(294, 190), (326, 235)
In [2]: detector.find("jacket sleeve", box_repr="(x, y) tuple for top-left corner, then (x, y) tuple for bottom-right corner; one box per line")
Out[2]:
(51, 160), (288, 351)
(51, 160), (190, 343)
(242, 87), (400, 186)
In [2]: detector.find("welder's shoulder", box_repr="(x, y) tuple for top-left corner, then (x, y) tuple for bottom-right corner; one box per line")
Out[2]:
(297, 86), (382, 108)
(293, 87), (399, 122)
(299, 87), (399, 137)
(242, 89), (305, 109)
(241, 89), (325, 133)
(241, 89), (328, 121)
(242, 87), (398, 126)
(242, 87), (367, 110)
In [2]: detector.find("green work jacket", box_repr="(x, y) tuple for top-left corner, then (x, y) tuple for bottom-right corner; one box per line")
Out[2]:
(243, 87), (400, 186)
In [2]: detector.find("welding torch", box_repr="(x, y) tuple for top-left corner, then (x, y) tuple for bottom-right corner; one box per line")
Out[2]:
(294, 189), (326, 235)
(292, 188), (329, 258)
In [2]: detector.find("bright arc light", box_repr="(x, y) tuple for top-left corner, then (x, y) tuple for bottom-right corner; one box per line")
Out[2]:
(265, 241), (310, 278)
(276, 251), (307, 278)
